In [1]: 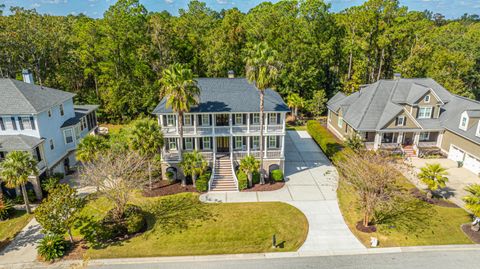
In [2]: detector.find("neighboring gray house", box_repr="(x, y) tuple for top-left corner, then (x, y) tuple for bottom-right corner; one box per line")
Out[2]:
(153, 76), (289, 192)
(0, 70), (98, 198)
(327, 77), (480, 175)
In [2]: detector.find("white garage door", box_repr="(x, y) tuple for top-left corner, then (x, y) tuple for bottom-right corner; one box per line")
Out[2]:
(448, 145), (465, 162)
(464, 154), (480, 175)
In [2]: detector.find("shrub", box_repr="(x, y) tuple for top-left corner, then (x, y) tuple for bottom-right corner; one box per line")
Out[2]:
(196, 173), (210, 192)
(42, 177), (61, 193)
(124, 205), (145, 234)
(165, 171), (175, 183)
(252, 171), (260, 185)
(236, 170), (248, 190)
(270, 169), (284, 182)
(37, 233), (69, 262)
(14, 189), (36, 204)
(306, 120), (342, 158)
(0, 198), (14, 220)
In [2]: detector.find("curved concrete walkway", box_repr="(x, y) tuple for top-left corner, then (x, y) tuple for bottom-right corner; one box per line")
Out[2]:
(200, 130), (365, 253)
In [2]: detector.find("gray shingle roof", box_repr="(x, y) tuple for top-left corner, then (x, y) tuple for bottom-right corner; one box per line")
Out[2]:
(153, 78), (289, 114)
(0, 135), (43, 151)
(0, 79), (76, 115)
(327, 78), (456, 131)
(441, 96), (480, 144)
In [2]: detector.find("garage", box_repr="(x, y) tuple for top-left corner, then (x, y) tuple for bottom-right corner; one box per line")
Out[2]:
(464, 154), (480, 175)
(448, 144), (480, 175)
(448, 145), (465, 162)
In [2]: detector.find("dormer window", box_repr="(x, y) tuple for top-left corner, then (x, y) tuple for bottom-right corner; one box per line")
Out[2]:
(476, 121), (480, 137)
(460, 114), (468, 131)
(424, 95), (430, 103)
(418, 107), (432, 119)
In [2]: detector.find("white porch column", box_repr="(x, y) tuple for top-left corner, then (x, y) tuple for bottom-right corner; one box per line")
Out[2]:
(247, 113), (250, 133)
(159, 115), (163, 127)
(281, 135), (285, 158)
(230, 135), (233, 159)
(397, 132), (404, 144)
(264, 135), (268, 158)
(195, 137), (199, 150)
(212, 114), (216, 135)
(413, 132), (421, 145)
(229, 113), (233, 134)
(436, 131), (444, 147)
(247, 135), (251, 155)
(213, 136), (217, 154)
(373, 133), (381, 150)
(193, 114), (197, 135)
(282, 113), (286, 134)
(175, 114), (179, 134)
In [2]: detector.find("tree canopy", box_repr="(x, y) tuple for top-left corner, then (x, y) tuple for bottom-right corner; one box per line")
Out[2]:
(1, 0), (479, 121)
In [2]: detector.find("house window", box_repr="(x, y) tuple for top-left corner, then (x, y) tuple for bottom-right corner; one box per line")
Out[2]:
(234, 137), (243, 150)
(184, 115), (192, 126)
(49, 139), (55, 150)
(252, 114), (260, 125)
(424, 95), (430, 103)
(184, 137), (193, 150)
(34, 147), (42, 162)
(6, 117), (17, 130)
(269, 113), (277, 125)
(202, 115), (210, 126)
(203, 137), (211, 149)
(64, 129), (74, 144)
(396, 116), (405, 126)
(167, 138), (177, 150)
(418, 107), (432, 119)
(75, 125), (81, 140)
(60, 104), (64, 116)
(268, 136), (278, 149)
(21, 117), (32, 130)
(460, 116), (468, 129)
(235, 114), (243, 125)
(48, 109), (52, 117)
(252, 136), (260, 150)
(419, 132), (430, 141)
(0, 117), (5, 131)
(167, 115), (175, 126)
(338, 116), (343, 128)
(0, 151), (5, 160)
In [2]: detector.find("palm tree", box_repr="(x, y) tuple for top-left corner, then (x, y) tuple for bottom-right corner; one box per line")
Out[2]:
(0, 151), (38, 214)
(180, 150), (207, 187)
(128, 118), (164, 190)
(239, 155), (260, 188)
(160, 63), (200, 161)
(417, 163), (449, 199)
(76, 135), (109, 163)
(463, 184), (480, 219)
(246, 42), (279, 184)
(286, 93), (304, 121)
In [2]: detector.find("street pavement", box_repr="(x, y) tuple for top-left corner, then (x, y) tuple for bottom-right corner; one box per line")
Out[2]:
(200, 130), (365, 253)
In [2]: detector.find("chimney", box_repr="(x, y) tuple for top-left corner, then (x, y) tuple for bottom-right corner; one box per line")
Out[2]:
(227, 70), (235, 79)
(22, 69), (34, 84)
(393, 73), (401, 80)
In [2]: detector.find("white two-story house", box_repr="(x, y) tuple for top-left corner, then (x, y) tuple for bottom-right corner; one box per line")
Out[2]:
(153, 76), (289, 192)
(0, 70), (98, 198)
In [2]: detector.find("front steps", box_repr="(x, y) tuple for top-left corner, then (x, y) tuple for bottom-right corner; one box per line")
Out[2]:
(403, 145), (416, 157)
(209, 155), (238, 192)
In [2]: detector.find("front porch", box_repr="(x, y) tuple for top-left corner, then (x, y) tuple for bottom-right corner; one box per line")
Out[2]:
(362, 131), (441, 155)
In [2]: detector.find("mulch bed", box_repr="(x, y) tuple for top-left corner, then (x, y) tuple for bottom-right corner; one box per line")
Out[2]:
(142, 180), (199, 197)
(62, 240), (88, 260)
(409, 188), (459, 208)
(461, 224), (480, 244)
(243, 181), (285, 192)
(356, 221), (377, 233)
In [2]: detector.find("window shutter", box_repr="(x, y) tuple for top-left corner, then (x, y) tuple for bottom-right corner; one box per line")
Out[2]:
(198, 115), (202, 126)
(276, 136), (280, 148)
(431, 107), (435, 118)
(162, 115), (167, 126)
(243, 114), (247, 125)
(11, 117), (17, 130)
(277, 113), (281, 124)
(250, 114), (253, 124)
(0, 118), (4, 130)
(243, 137), (247, 148)
(232, 114), (236, 125)
(403, 118), (406, 126)
(18, 117), (24, 130)
(209, 115), (212, 126)
(192, 139), (195, 150)
(199, 138), (203, 150)
(395, 117), (398, 126)
(30, 117), (36, 130)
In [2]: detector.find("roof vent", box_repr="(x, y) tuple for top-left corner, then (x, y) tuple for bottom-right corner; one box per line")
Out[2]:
(22, 69), (34, 84)
(227, 70), (235, 79)
(393, 73), (401, 80)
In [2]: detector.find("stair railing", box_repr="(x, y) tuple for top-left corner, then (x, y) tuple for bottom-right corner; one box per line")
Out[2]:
(230, 154), (239, 191)
(208, 152), (216, 192)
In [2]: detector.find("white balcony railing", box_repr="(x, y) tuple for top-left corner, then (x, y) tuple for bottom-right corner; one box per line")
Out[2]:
(163, 152), (181, 161)
(183, 126), (195, 134)
(163, 127), (177, 134)
(197, 127), (213, 135)
(232, 150), (281, 160)
(266, 125), (283, 133)
(162, 124), (284, 136)
(232, 126), (248, 133)
(266, 150), (282, 159)
(215, 126), (230, 135)
(418, 141), (437, 148)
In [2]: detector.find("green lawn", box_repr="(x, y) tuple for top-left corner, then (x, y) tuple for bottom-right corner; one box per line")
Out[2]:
(286, 124), (307, 131)
(337, 177), (473, 247)
(74, 193), (308, 258)
(0, 210), (33, 249)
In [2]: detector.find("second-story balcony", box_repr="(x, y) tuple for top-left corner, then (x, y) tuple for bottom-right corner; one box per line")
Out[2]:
(162, 124), (285, 136)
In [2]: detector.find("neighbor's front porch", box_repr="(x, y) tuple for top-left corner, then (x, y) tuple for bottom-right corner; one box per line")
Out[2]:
(361, 131), (442, 154)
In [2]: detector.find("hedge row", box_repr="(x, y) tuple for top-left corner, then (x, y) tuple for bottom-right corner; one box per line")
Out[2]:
(306, 120), (343, 158)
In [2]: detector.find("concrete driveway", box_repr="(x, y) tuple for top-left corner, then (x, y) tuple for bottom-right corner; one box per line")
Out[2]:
(409, 158), (480, 207)
(200, 130), (365, 253)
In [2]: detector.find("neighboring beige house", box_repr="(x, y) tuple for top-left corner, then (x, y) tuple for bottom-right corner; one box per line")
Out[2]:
(153, 76), (289, 192)
(327, 78), (480, 175)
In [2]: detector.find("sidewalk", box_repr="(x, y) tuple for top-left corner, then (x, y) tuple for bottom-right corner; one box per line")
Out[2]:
(0, 218), (43, 266)
(200, 130), (365, 253)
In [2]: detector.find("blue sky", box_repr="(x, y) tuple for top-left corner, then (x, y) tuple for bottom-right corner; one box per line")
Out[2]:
(2, 0), (480, 18)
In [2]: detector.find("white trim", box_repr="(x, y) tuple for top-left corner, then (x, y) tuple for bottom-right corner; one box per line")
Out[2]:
(418, 106), (433, 119)
(396, 115), (405, 126)
(424, 95), (430, 103)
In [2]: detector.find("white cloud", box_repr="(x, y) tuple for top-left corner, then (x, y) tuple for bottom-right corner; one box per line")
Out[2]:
(165, 0), (173, 3)
(216, 0), (231, 4)
(31, 3), (41, 8)
(41, 0), (67, 4)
